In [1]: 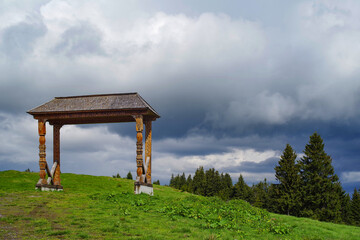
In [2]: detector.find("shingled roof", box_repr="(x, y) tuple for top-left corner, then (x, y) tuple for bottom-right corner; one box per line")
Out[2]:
(27, 93), (160, 125)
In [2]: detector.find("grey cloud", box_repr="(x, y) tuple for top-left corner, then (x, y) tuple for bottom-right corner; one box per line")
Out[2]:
(1, 16), (46, 59)
(53, 22), (105, 57)
(0, 114), (37, 165)
(0, 160), (38, 172)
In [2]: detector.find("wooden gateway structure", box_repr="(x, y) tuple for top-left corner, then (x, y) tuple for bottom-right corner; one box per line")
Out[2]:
(27, 93), (160, 195)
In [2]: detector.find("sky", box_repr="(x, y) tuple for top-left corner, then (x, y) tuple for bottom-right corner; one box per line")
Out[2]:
(0, 0), (360, 193)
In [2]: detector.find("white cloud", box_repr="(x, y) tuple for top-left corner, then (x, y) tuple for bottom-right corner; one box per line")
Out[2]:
(296, 0), (360, 77)
(341, 171), (360, 183)
(153, 145), (279, 184)
(326, 31), (360, 76)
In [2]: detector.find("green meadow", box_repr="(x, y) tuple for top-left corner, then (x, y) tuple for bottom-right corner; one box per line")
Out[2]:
(0, 170), (359, 239)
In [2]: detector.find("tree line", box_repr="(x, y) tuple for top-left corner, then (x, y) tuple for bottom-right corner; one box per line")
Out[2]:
(112, 171), (133, 179)
(169, 132), (360, 225)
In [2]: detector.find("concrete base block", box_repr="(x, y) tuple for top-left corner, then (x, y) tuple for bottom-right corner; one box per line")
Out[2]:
(35, 184), (63, 191)
(134, 182), (153, 196)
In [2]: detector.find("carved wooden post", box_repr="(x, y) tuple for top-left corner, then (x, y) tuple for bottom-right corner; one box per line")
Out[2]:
(145, 120), (152, 183)
(38, 120), (47, 185)
(53, 124), (62, 186)
(135, 115), (144, 183)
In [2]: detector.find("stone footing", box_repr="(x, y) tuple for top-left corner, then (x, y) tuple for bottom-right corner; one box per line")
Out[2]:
(35, 184), (63, 191)
(134, 182), (153, 196)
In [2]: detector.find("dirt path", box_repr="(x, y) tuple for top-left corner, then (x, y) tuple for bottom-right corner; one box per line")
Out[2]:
(0, 193), (63, 239)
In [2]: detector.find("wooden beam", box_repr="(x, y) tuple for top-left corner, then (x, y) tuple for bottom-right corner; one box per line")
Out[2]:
(50, 162), (58, 178)
(38, 120), (47, 185)
(33, 109), (148, 121)
(134, 115), (144, 183)
(145, 120), (152, 183)
(53, 125), (62, 186)
(45, 162), (51, 178)
(45, 169), (53, 185)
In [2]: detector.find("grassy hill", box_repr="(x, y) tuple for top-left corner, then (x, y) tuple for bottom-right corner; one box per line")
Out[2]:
(0, 170), (359, 239)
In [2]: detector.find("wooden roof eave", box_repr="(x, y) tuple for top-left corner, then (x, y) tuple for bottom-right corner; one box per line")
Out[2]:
(28, 108), (159, 125)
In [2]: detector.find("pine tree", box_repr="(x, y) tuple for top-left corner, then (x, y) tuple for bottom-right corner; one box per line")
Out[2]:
(351, 188), (360, 226)
(299, 132), (342, 222)
(233, 174), (252, 202)
(126, 171), (133, 180)
(274, 144), (301, 216)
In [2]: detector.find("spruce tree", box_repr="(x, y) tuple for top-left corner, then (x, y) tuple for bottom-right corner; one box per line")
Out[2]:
(179, 172), (187, 190)
(351, 188), (360, 226)
(299, 132), (342, 222)
(112, 173), (121, 178)
(252, 179), (269, 208)
(233, 174), (252, 202)
(266, 184), (279, 213)
(193, 166), (206, 195)
(126, 171), (133, 180)
(204, 168), (221, 196)
(218, 173), (233, 200)
(173, 174), (181, 189)
(223, 173), (233, 189)
(169, 174), (175, 187)
(274, 144), (301, 216)
(341, 192), (352, 225)
(186, 174), (193, 192)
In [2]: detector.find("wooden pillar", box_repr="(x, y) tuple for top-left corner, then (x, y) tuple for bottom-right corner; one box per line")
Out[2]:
(38, 120), (47, 185)
(53, 124), (62, 186)
(135, 115), (144, 183)
(145, 120), (152, 184)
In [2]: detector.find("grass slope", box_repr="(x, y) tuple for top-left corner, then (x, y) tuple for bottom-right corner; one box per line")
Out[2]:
(0, 170), (359, 239)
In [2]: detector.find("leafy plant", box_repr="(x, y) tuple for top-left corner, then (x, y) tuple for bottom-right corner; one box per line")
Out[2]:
(267, 218), (293, 234)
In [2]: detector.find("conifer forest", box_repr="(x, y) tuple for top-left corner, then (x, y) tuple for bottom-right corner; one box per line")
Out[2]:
(169, 133), (360, 226)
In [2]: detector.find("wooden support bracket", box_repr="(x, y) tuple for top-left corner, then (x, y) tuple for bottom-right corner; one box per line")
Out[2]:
(45, 162), (58, 185)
